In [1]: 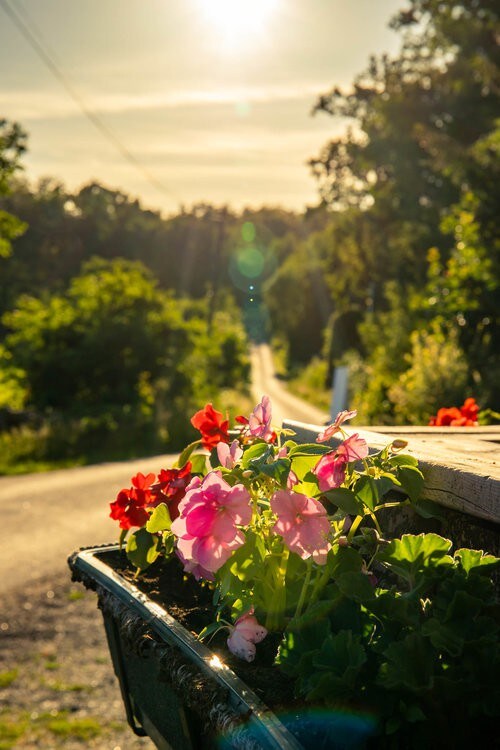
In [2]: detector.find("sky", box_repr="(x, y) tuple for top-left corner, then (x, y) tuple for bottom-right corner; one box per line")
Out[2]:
(0, 0), (403, 216)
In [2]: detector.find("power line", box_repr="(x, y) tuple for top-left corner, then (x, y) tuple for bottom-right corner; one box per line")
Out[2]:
(0, 0), (180, 204)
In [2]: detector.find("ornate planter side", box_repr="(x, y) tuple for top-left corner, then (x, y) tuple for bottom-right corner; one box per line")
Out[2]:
(68, 545), (304, 750)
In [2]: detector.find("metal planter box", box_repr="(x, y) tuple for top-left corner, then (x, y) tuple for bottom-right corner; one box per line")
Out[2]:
(68, 545), (315, 750)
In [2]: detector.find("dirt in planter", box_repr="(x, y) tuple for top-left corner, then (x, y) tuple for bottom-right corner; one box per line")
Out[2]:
(99, 548), (298, 713)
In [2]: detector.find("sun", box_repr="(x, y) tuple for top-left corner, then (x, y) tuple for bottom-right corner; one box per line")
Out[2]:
(197, 0), (280, 50)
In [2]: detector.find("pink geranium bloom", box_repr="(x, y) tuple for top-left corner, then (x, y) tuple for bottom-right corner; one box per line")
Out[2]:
(171, 472), (251, 574)
(217, 439), (243, 469)
(287, 469), (299, 489)
(316, 410), (357, 443)
(227, 608), (267, 662)
(248, 395), (274, 441)
(313, 433), (369, 492)
(176, 545), (214, 582)
(271, 490), (331, 564)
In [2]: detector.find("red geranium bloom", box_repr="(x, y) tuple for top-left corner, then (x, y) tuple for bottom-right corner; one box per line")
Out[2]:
(429, 406), (463, 426)
(109, 472), (156, 530)
(150, 462), (192, 520)
(460, 398), (479, 423)
(429, 398), (479, 427)
(191, 403), (230, 450)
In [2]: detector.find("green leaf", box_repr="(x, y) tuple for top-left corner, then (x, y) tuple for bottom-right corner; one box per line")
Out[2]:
(126, 528), (159, 571)
(388, 454), (419, 468)
(455, 548), (500, 575)
(421, 618), (464, 657)
(288, 599), (337, 633)
(290, 453), (322, 480)
(118, 527), (128, 550)
(146, 503), (172, 533)
(198, 621), (224, 641)
(336, 571), (376, 602)
(379, 633), (434, 692)
(228, 532), (265, 581)
(176, 439), (201, 469)
(324, 488), (364, 515)
(354, 475), (379, 511)
(412, 497), (445, 520)
(307, 630), (367, 699)
(190, 452), (209, 475)
(329, 545), (363, 577)
(259, 457), (291, 482)
(240, 441), (271, 469)
(396, 465), (424, 501)
(288, 443), (331, 457)
(376, 533), (453, 586)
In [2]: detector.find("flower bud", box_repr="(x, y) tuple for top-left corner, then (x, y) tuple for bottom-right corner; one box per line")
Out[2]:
(391, 439), (408, 451)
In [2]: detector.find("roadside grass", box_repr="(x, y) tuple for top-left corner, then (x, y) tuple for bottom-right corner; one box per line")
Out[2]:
(0, 713), (27, 750)
(287, 357), (331, 412)
(0, 669), (18, 688)
(0, 709), (113, 747)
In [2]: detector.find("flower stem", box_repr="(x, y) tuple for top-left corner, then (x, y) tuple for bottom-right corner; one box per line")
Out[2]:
(347, 514), (363, 542)
(294, 559), (312, 619)
(265, 547), (289, 631)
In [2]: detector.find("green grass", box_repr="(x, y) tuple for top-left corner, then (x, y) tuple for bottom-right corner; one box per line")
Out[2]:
(0, 714), (27, 749)
(46, 680), (90, 692)
(44, 714), (103, 740)
(67, 589), (85, 601)
(288, 357), (331, 411)
(0, 669), (18, 688)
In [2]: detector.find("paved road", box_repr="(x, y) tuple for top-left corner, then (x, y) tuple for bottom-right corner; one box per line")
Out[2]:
(250, 343), (329, 427)
(0, 454), (175, 597)
(1, 345), (327, 599)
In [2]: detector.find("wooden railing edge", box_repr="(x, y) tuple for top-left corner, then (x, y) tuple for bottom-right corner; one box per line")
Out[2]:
(282, 420), (500, 525)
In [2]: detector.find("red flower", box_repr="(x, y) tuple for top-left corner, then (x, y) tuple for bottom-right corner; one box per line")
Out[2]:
(460, 397), (479, 423)
(429, 398), (479, 427)
(191, 403), (230, 450)
(150, 462), (192, 520)
(109, 472), (156, 530)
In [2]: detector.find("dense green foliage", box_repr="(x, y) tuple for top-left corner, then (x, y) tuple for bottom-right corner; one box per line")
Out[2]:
(264, 0), (499, 421)
(1, 0), (498, 458)
(278, 535), (499, 748)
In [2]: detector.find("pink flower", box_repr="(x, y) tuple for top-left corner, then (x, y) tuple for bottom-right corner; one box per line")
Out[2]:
(314, 433), (369, 492)
(217, 439), (243, 469)
(287, 469), (299, 490)
(316, 410), (357, 443)
(227, 608), (267, 662)
(271, 489), (331, 564)
(176, 546), (214, 582)
(171, 472), (252, 574)
(248, 395), (274, 441)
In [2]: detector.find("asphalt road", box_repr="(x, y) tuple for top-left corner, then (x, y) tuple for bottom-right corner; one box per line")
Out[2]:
(250, 343), (329, 426)
(1, 344), (328, 599)
(0, 454), (176, 598)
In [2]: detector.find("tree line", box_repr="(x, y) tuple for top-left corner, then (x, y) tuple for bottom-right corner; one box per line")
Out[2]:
(0, 0), (498, 472)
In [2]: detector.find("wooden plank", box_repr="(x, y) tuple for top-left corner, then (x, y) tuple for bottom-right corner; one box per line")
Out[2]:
(283, 420), (500, 524)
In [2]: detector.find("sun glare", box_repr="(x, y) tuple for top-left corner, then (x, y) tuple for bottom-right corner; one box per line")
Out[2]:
(197, 0), (279, 50)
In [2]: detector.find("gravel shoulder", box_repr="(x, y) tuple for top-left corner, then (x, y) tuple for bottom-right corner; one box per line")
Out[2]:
(0, 570), (155, 750)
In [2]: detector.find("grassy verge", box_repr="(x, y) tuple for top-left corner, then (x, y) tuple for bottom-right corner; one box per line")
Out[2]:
(287, 357), (331, 412)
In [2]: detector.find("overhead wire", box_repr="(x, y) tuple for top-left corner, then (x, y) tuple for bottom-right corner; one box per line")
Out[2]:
(0, 0), (181, 204)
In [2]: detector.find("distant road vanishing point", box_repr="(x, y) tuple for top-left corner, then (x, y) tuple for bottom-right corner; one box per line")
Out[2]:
(249, 343), (329, 428)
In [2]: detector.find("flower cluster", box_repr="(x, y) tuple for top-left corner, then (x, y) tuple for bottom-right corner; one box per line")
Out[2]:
(429, 397), (480, 426)
(110, 395), (424, 661)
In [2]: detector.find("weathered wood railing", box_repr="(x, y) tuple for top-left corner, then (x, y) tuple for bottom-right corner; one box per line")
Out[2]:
(283, 420), (500, 555)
